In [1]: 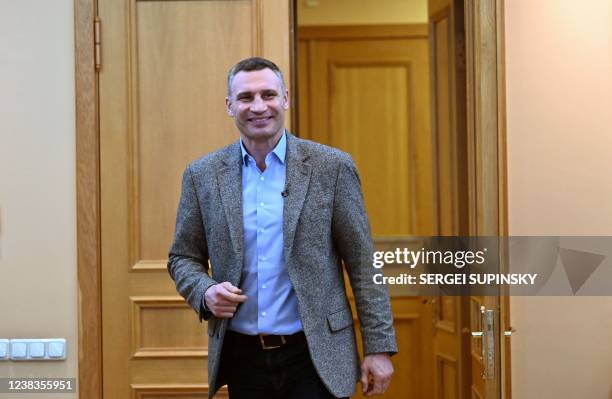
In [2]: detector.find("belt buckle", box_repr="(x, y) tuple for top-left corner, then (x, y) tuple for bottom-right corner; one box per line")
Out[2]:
(258, 334), (286, 350)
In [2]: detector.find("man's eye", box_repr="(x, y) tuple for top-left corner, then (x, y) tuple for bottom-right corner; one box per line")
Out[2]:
(238, 97), (251, 102)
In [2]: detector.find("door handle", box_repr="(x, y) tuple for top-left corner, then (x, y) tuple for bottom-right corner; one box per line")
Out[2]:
(471, 306), (495, 380)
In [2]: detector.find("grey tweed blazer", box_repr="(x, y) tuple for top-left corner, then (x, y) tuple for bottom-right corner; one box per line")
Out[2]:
(168, 133), (397, 398)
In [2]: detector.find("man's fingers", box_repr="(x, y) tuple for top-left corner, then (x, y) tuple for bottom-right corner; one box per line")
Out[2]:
(216, 299), (239, 307)
(361, 354), (394, 396)
(213, 311), (235, 318)
(360, 365), (369, 393)
(367, 375), (385, 396)
(216, 305), (237, 313)
(221, 281), (243, 294)
(218, 287), (248, 303)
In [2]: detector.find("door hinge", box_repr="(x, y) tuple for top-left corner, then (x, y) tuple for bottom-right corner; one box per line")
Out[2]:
(94, 16), (102, 70)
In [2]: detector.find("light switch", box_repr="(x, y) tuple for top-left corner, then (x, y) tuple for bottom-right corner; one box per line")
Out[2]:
(8, 339), (66, 361)
(48, 340), (65, 359)
(10, 342), (27, 359)
(29, 342), (45, 358)
(0, 339), (8, 360)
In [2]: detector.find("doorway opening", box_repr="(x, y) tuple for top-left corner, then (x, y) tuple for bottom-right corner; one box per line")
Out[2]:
(293, 0), (509, 397)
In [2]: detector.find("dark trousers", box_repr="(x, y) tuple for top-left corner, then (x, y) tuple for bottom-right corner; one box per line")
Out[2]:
(220, 331), (346, 399)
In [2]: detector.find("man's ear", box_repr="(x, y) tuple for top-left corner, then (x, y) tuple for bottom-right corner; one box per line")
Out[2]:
(283, 90), (289, 110)
(225, 97), (234, 116)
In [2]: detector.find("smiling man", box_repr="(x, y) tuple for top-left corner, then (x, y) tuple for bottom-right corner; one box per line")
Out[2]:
(168, 57), (397, 399)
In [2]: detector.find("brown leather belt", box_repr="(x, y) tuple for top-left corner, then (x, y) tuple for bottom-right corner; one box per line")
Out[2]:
(226, 330), (306, 350)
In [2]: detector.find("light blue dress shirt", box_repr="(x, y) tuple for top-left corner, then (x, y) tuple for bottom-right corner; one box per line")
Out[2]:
(228, 133), (303, 335)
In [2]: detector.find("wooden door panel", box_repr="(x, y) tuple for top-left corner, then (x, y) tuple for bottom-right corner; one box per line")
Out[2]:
(329, 63), (413, 235)
(436, 355), (459, 399)
(100, 0), (290, 397)
(130, 297), (208, 358)
(135, 0), (254, 262)
(300, 31), (434, 237)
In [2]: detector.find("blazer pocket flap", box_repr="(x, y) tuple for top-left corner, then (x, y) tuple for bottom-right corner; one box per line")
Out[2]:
(327, 308), (354, 332)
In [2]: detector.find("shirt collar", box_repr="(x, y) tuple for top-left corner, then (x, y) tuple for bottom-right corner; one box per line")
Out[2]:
(240, 131), (287, 166)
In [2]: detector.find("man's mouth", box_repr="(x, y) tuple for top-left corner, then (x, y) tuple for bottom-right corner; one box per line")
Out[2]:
(248, 116), (273, 123)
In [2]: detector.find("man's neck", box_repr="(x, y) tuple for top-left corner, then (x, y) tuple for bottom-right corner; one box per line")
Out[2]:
(241, 130), (284, 171)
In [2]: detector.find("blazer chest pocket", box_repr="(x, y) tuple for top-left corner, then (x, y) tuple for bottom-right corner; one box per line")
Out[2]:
(327, 307), (354, 332)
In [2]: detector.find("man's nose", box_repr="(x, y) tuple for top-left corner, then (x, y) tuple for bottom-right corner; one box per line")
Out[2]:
(250, 96), (267, 113)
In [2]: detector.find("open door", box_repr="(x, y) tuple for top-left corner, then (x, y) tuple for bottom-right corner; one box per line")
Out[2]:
(428, 0), (507, 398)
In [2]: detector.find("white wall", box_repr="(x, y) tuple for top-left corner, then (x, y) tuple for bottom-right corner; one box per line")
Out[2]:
(0, 1), (78, 398)
(505, 0), (612, 398)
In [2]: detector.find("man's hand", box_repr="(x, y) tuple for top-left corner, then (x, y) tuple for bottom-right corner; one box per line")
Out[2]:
(360, 353), (394, 396)
(204, 282), (248, 318)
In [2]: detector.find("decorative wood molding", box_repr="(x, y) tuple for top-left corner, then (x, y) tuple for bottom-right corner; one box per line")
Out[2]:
(299, 24), (428, 40)
(435, 353), (459, 399)
(130, 296), (208, 359)
(392, 313), (421, 320)
(131, 384), (229, 399)
(126, 0), (141, 266)
(75, 1), (102, 399)
(251, 0), (264, 54)
(131, 260), (168, 272)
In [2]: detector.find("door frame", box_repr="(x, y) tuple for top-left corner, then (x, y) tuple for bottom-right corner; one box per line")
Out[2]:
(464, 1), (510, 397)
(74, 1), (508, 398)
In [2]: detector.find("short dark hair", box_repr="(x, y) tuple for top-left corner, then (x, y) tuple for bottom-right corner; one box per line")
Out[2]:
(227, 57), (286, 97)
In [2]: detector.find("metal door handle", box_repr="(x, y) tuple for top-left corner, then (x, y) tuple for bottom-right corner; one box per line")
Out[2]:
(471, 306), (495, 380)
(504, 327), (516, 337)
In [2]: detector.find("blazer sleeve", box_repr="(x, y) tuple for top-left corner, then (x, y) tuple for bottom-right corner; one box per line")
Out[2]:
(331, 156), (398, 355)
(168, 165), (218, 322)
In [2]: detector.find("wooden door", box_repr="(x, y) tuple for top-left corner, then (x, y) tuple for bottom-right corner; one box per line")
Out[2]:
(98, 1), (291, 398)
(428, 0), (502, 398)
(298, 25), (435, 399)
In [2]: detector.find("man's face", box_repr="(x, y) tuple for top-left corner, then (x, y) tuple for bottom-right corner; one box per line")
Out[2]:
(226, 68), (289, 142)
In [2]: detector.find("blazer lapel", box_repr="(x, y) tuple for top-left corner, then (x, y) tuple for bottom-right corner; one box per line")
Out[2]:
(283, 134), (312, 259)
(216, 141), (244, 284)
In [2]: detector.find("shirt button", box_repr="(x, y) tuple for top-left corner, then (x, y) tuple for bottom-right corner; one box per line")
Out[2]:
(258, 228), (264, 233)
(259, 256), (267, 261)
(260, 202), (264, 207)
(261, 311), (267, 317)
(260, 176), (265, 181)
(262, 284), (267, 289)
